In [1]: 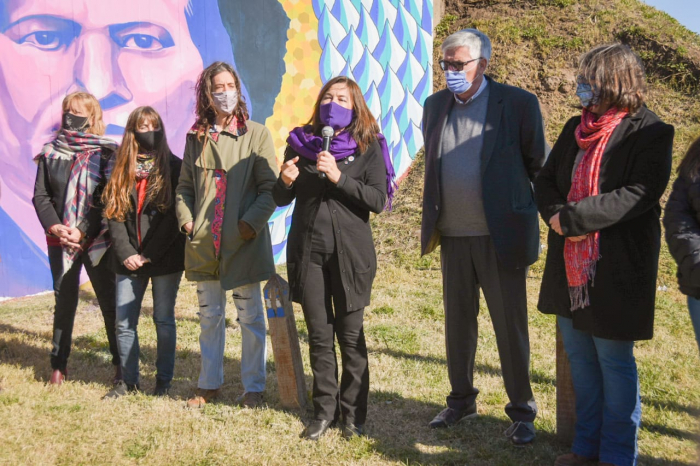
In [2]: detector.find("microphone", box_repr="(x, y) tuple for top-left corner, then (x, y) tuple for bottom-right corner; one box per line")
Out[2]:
(319, 126), (334, 179)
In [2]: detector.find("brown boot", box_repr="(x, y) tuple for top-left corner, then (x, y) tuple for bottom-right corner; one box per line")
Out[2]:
(186, 388), (220, 408)
(236, 391), (264, 409)
(49, 369), (67, 385)
(554, 453), (598, 466)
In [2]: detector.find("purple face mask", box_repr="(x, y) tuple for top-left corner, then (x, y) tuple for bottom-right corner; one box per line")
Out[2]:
(319, 101), (354, 130)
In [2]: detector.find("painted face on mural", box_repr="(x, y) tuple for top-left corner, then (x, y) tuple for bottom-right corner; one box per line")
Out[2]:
(0, 0), (203, 227)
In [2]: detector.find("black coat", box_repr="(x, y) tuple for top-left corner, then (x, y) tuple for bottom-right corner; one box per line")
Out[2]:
(663, 174), (700, 298)
(33, 147), (115, 239)
(420, 78), (547, 269)
(272, 141), (387, 312)
(535, 107), (674, 341)
(107, 155), (185, 277)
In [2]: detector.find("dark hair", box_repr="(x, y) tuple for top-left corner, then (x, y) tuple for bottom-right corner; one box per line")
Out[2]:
(193, 61), (249, 139)
(679, 136), (700, 181)
(578, 43), (647, 114)
(103, 107), (172, 221)
(307, 76), (380, 154)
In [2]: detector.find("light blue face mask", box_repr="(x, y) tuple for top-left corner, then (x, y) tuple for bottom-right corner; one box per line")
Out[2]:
(445, 70), (472, 95)
(576, 82), (598, 108)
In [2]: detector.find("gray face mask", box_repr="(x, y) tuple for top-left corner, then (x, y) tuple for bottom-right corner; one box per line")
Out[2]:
(212, 90), (238, 114)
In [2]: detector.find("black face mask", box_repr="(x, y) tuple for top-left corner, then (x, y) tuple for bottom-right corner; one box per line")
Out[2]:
(134, 129), (164, 152)
(62, 113), (89, 132)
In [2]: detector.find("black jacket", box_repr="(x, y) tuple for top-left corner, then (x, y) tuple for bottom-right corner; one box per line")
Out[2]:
(272, 141), (387, 311)
(420, 78), (547, 269)
(107, 155), (185, 277)
(535, 107), (674, 340)
(33, 147), (115, 240)
(664, 174), (700, 298)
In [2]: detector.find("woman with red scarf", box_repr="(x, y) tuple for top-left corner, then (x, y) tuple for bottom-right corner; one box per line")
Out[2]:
(273, 76), (396, 441)
(101, 107), (184, 398)
(535, 44), (674, 466)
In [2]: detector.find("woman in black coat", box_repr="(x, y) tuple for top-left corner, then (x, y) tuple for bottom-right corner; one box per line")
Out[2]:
(272, 76), (395, 441)
(534, 44), (674, 466)
(101, 107), (185, 398)
(32, 92), (121, 386)
(664, 136), (700, 354)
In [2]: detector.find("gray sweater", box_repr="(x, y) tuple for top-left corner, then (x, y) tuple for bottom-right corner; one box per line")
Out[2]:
(436, 85), (490, 236)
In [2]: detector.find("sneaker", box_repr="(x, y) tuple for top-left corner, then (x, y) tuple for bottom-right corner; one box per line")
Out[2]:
(236, 391), (264, 408)
(153, 380), (171, 397)
(186, 388), (220, 408)
(103, 381), (139, 399)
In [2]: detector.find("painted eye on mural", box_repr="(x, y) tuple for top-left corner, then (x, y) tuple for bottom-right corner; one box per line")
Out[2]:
(2, 16), (81, 52)
(110, 23), (174, 52)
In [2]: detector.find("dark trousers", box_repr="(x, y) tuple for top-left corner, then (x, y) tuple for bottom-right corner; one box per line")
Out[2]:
(48, 245), (119, 371)
(301, 251), (369, 424)
(441, 236), (537, 422)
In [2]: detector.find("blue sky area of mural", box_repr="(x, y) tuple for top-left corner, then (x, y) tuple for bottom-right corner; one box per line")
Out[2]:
(642, 0), (700, 35)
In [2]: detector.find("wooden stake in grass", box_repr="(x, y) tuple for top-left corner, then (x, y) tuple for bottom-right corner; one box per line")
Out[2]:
(263, 274), (307, 410)
(556, 322), (576, 445)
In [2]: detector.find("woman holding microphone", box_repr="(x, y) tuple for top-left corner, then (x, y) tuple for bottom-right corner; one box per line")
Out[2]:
(273, 76), (396, 440)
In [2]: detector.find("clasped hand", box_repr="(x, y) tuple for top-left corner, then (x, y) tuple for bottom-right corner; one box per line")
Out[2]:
(50, 224), (85, 250)
(124, 254), (150, 271)
(548, 213), (587, 242)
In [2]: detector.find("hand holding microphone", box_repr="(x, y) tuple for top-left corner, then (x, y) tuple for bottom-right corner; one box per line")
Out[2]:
(317, 125), (341, 183)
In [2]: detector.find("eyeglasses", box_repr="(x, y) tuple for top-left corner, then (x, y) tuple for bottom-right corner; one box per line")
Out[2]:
(439, 57), (483, 72)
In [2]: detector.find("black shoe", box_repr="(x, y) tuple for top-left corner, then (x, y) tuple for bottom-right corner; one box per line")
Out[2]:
(428, 406), (477, 428)
(300, 419), (334, 441)
(103, 381), (139, 399)
(153, 380), (171, 397)
(504, 421), (535, 445)
(341, 422), (364, 439)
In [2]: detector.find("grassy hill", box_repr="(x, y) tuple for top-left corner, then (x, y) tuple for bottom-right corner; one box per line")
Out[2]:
(1, 0), (699, 464)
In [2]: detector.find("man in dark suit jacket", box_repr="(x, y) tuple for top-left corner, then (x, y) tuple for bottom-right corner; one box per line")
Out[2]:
(421, 29), (546, 445)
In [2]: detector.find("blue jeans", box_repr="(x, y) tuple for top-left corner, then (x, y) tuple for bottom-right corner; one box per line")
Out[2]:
(558, 316), (641, 466)
(195, 281), (266, 392)
(686, 297), (700, 355)
(115, 272), (182, 386)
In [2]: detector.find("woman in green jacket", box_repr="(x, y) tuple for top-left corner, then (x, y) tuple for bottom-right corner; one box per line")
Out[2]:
(175, 62), (279, 409)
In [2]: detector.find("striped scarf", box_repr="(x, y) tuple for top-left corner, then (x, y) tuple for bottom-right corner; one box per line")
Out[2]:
(35, 130), (118, 274)
(565, 107), (628, 310)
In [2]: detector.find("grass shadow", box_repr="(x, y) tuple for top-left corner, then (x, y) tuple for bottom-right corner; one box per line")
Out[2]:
(364, 390), (565, 465)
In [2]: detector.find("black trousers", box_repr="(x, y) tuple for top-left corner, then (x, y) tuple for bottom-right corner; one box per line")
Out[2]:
(441, 236), (537, 422)
(48, 245), (119, 371)
(301, 251), (369, 424)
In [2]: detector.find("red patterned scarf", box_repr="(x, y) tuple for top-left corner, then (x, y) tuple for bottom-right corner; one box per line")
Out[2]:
(565, 107), (628, 310)
(187, 118), (248, 258)
(35, 130), (118, 275)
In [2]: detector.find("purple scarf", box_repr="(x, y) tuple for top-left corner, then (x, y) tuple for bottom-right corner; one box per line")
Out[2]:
(287, 125), (397, 209)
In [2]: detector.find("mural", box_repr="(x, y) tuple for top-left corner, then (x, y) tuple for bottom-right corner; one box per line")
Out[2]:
(0, 0), (433, 298)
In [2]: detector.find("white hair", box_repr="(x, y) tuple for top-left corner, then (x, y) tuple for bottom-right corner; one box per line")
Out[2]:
(441, 29), (492, 61)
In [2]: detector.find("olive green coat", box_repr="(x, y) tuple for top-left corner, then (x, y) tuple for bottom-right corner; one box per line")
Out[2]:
(175, 121), (279, 289)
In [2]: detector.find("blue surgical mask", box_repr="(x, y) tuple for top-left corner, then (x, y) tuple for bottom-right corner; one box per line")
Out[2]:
(576, 82), (597, 108)
(445, 70), (472, 95)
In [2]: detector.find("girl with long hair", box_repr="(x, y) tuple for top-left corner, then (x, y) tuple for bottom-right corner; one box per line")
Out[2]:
(175, 62), (279, 409)
(273, 76), (396, 440)
(32, 92), (121, 385)
(664, 136), (700, 355)
(102, 107), (185, 398)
